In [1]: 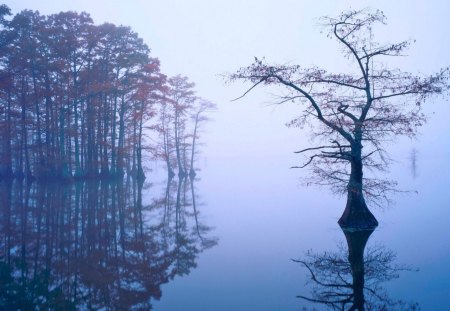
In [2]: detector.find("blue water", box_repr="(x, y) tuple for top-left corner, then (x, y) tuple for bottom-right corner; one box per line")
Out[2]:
(1, 148), (449, 310)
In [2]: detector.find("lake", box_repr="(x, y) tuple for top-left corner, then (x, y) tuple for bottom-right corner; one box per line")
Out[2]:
(153, 148), (450, 310)
(1, 144), (449, 310)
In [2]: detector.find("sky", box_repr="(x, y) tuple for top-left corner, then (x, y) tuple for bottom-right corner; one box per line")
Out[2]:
(3, 0), (450, 172)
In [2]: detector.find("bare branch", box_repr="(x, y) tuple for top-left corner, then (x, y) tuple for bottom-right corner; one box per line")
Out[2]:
(231, 76), (268, 101)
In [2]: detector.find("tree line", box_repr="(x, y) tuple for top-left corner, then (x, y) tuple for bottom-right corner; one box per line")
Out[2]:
(0, 5), (214, 182)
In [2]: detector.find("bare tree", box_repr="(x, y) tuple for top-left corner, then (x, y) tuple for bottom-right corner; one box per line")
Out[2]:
(188, 99), (216, 177)
(228, 8), (449, 229)
(167, 75), (196, 178)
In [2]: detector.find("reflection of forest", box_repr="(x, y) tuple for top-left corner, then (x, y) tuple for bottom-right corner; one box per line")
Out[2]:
(295, 229), (419, 311)
(0, 177), (216, 310)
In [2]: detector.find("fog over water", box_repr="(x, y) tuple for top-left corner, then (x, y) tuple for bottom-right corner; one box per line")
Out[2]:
(3, 0), (450, 310)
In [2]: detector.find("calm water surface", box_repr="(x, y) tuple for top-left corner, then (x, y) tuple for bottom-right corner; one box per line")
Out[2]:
(153, 149), (450, 310)
(1, 150), (449, 310)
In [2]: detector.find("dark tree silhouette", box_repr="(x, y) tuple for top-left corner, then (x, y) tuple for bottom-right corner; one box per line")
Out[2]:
(228, 8), (450, 229)
(294, 228), (419, 310)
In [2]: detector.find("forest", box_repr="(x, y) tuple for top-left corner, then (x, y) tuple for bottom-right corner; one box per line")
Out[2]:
(0, 5), (213, 182)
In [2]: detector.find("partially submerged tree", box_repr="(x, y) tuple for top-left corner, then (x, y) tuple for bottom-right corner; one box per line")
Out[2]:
(229, 8), (449, 229)
(155, 76), (215, 179)
(167, 75), (196, 177)
(188, 99), (216, 177)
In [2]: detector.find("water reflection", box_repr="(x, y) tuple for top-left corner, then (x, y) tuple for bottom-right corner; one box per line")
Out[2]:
(295, 228), (419, 310)
(0, 177), (216, 310)
(409, 148), (418, 178)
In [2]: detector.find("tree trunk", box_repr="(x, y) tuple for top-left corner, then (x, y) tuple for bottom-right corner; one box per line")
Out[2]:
(44, 72), (54, 178)
(117, 93), (126, 177)
(174, 110), (185, 177)
(338, 144), (378, 229)
(0, 84), (13, 179)
(86, 94), (95, 178)
(189, 113), (199, 177)
(101, 93), (110, 177)
(162, 113), (174, 179)
(110, 88), (118, 176)
(136, 101), (145, 181)
(59, 104), (71, 180)
(20, 77), (33, 181)
(31, 62), (44, 178)
(72, 58), (82, 178)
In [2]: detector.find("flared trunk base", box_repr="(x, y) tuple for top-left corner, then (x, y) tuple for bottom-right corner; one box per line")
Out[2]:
(338, 206), (378, 230)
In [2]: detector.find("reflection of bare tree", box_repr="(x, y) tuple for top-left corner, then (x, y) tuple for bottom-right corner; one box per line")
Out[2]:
(294, 228), (419, 310)
(0, 177), (216, 310)
(152, 176), (217, 277)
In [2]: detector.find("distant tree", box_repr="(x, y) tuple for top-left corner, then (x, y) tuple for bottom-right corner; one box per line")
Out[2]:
(166, 75), (196, 177)
(188, 99), (216, 177)
(154, 95), (176, 178)
(155, 77), (215, 179)
(229, 9), (449, 229)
